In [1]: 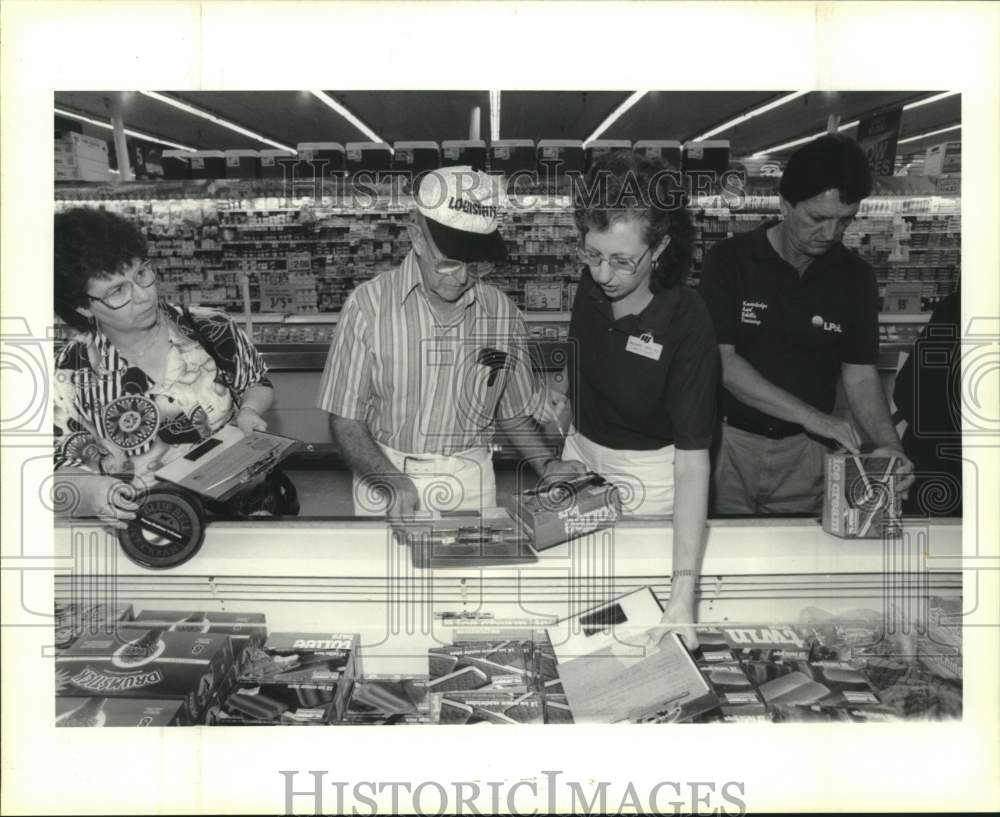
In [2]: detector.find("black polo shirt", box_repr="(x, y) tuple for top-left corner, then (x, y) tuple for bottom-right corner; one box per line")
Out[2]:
(698, 221), (879, 437)
(568, 268), (719, 451)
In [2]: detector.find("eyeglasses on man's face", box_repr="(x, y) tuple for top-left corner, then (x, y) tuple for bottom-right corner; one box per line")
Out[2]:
(576, 243), (653, 276)
(87, 260), (158, 310)
(434, 258), (496, 280)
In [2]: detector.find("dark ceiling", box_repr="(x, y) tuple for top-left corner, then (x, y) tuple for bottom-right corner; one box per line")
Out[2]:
(54, 89), (961, 160)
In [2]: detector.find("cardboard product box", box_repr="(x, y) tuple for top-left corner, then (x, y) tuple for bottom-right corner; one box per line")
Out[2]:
(237, 632), (358, 723)
(55, 696), (189, 727)
(536, 139), (585, 176)
(770, 703), (899, 723)
(682, 140), (730, 176)
(489, 139), (535, 176)
(392, 141), (440, 173)
(698, 662), (765, 710)
(342, 675), (431, 725)
(345, 141), (392, 174)
(296, 142), (345, 175)
(507, 471), (621, 551)
(633, 140), (682, 170)
(585, 140), (632, 171)
(189, 151), (227, 180)
(54, 601), (134, 651)
(822, 452), (903, 538)
(924, 141), (961, 176)
(122, 610), (266, 672)
(752, 660), (883, 709)
(161, 150), (193, 180)
(55, 629), (234, 723)
(441, 139), (487, 171)
(429, 639), (533, 692)
(430, 690), (543, 724)
(63, 131), (110, 155)
(129, 143), (164, 179)
(395, 508), (537, 568)
(225, 149), (261, 180)
(259, 149), (294, 179)
(542, 693), (574, 723)
(54, 157), (113, 182)
(715, 624), (813, 662)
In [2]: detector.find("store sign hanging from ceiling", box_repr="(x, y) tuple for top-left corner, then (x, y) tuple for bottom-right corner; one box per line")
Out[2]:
(856, 107), (903, 179)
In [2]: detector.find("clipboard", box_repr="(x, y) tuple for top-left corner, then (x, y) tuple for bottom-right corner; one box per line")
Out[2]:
(154, 426), (301, 502)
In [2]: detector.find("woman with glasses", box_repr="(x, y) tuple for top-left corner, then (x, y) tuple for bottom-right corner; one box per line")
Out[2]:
(549, 151), (719, 641)
(53, 207), (283, 527)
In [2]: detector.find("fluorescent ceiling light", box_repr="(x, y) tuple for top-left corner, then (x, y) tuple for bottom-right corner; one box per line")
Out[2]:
(693, 91), (808, 142)
(752, 119), (859, 157)
(903, 91), (959, 111)
(490, 90), (501, 142)
(55, 107), (197, 151)
(898, 124), (960, 144)
(309, 90), (392, 153)
(584, 91), (646, 147)
(140, 91), (295, 153)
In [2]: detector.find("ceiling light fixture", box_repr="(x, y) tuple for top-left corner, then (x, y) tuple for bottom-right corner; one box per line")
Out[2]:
(140, 91), (296, 153)
(54, 107), (197, 151)
(309, 90), (392, 153)
(692, 91), (809, 142)
(751, 119), (860, 157)
(897, 124), (961, 144)
(583, 91), (646, 147)
(490, 90), (501, 142)
(902, 91), (960, 111)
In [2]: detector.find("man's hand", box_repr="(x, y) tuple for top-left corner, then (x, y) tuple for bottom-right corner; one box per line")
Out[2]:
(541, 457), (588, 482)
(536, 388), (570, 427)
(801, 410), (862, 452)
(62, 475), (139, 530)
(380, 473), (421, 520)
(236, 406), (269, 434)
(871, 445), (916, 498)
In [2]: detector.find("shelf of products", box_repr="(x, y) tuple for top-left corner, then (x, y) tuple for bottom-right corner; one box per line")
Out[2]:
(53, 185), (959, 364)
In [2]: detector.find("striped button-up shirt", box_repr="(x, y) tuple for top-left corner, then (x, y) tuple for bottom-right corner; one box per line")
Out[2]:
(317, 250), (538, 455)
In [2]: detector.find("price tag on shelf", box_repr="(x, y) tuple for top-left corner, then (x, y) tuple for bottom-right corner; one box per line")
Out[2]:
(259, 282), (296, 313)
(287, 252), (312, 272)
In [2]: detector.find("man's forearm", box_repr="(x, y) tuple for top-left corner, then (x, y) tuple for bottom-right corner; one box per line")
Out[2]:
(721, 349), (821, 426)
(842, 365), (903, 450)
(329, 415), (400, 478)
(495, 415), (557, 475)
(240, 383), (274, 416)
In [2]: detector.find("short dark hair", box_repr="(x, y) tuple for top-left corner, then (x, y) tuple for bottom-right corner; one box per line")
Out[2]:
(779, 134), (872, 206)
(54, 207), (147, 332)
(573, 151), (694, 291)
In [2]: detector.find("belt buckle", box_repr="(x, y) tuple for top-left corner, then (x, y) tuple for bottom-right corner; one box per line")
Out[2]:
(403, 455), (439, 476)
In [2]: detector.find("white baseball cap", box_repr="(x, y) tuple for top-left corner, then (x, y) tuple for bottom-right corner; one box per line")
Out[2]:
(414, 166), (508, 262)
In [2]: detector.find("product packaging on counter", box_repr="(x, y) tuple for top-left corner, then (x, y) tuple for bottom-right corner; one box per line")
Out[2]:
(56, 696), (189, 727)
(430, 690), (543, 725)
(691, 628), (768, 721)
(342, 675), (432, 725)
(395, 508), (537, 568)
(822, 452), (902, 538)
(121, 610), (267, 672)
(55, 629), (234, 723)
(507, 471), (621, 550)
(428, 639), (533, 692)
(54, 601), (134, 651)
(232, 632), (358, 724)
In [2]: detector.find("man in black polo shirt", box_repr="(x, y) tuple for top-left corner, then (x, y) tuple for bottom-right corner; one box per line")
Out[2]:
(699, 134), (913, 515)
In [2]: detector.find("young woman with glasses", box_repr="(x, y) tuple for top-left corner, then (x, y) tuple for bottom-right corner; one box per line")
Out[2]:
(52, 207), (289, 527)
(545, 151), (719, 644)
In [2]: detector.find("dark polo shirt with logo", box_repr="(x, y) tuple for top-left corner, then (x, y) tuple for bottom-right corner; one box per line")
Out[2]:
(569, 268), (718, 451)
(698, 221), (879, 438)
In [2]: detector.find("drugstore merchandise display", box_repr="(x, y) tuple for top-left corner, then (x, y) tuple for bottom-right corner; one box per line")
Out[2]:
(52, 178), (959, 356)
(53, 594), (963, 726)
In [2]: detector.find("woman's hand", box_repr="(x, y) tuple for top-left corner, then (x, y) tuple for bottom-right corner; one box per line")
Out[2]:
(57, 474), (139, 530)
(236, 406), (268, 434)
(659, 594), (699, 651)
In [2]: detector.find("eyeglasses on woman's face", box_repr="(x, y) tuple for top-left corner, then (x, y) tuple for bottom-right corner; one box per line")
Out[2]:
(576, 243), (653, 276)
(87, 260), (158, 310)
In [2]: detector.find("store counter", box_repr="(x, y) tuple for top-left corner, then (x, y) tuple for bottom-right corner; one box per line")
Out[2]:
(53, 517), (961, 674)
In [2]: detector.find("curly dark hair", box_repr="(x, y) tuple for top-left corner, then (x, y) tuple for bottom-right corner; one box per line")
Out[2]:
(779, 133), (872, 206)
(54, 207), (148, 332)
(572, 151), (694, 291)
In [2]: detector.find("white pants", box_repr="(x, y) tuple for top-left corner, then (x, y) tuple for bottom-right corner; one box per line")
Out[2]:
(561, 428), (675, 516)
(352, 443), (496, 516)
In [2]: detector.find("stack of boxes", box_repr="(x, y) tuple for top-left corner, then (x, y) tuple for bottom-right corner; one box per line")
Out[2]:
(54, 132), (112, 182)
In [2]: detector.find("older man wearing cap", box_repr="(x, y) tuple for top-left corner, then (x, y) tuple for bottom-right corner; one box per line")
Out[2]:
(318, 166), (581, 517)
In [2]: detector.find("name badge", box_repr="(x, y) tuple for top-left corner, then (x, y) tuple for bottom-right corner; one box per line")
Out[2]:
(625, 333), (662, 361)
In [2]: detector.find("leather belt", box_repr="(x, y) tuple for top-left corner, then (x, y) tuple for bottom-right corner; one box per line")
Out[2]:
(724, 416), (802, 440)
